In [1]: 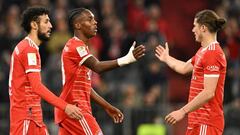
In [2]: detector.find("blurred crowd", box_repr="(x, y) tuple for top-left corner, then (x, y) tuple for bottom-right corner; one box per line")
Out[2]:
(0, 0), (239, 135)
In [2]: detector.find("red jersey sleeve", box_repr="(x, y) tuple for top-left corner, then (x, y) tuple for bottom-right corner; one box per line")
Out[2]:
(18, 46), (41, 73)
(202, 50), (223, 75)
(27, 72), (67, 110)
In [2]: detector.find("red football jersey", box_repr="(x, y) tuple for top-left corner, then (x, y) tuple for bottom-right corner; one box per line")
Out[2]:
(55, 37), (93, 123)
(9, 37), (43, 127)
(188, 42), (226, 131)
(9, 37), (67, 134)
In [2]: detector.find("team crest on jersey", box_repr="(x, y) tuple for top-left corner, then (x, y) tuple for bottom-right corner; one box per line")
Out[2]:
(76, 46), (88, 57)
(27, 53), (37, 65)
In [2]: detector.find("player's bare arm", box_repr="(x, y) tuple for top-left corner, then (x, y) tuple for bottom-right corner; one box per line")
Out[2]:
(155, 42), (193, 74)
(165, 76), (219, 125)
(181, 76), (219, 113)
(90, 89), (124, 123)
(83, 41), (145, 73)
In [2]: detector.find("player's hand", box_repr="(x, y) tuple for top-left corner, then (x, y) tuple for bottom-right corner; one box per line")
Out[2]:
(165, 109), (186, 125)
(132, 41), (146, 60)
(117, 41), (145, 66)
(155, 42), (169, 63)
(65, 104), (83, 120)
(105, 105), (124, 123)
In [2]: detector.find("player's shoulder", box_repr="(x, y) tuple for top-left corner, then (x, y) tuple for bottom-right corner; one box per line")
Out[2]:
(14, 38), (38, 54)
(206, 42), (223, 52)
(66, 37), (86, 50)
(205, 42), (224, 55)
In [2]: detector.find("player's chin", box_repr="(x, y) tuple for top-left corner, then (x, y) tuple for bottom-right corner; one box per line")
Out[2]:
(194, 36), (198, 42)
(195, 38), (201, 42)
(44, 35), (51, 41)
(93, 31), (97, 36)
(89, 32), (96, 38)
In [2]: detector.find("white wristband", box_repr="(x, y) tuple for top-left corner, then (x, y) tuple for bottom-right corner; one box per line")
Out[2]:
(117, 41), (136, 66)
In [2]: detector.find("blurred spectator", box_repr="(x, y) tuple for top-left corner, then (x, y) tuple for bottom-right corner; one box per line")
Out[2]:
(141, 60), (166, 92)
(219, 16), (240, 103)
(145, 4), (173, 43)
(224, 98), (240, 135)
(121, 83), (142, 109)
(127, 0), (147, 35)
(47, 11), (70, 54)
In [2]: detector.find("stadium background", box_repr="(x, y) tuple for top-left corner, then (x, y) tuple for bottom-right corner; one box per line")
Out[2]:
(0, 0), (239, 134)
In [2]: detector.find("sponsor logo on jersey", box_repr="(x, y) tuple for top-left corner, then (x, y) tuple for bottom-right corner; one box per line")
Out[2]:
(206, 65), (219, 71)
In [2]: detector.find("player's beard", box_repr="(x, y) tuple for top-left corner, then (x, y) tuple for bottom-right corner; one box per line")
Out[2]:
(38, 31), (50, 42)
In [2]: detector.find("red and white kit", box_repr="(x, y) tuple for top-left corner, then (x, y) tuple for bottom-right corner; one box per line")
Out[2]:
(186, 42), (226, 135)
(55, 37), (103, 135)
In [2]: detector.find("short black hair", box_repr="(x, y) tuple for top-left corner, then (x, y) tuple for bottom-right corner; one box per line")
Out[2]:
(68, 8), (88, 32)
(195, 9), (226, 33)
(21, 6), (49, 33)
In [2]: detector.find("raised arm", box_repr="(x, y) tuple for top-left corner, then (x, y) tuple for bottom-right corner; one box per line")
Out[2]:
(83, 41), (145, 73)
(155, 42), (193, 75)
(90, 89), (124, 123)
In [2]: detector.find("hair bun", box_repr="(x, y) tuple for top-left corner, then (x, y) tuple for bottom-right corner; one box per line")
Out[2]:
(215, 18), (227, 31)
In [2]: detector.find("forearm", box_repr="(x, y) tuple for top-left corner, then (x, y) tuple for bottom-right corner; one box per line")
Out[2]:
(28, 72), (67, 110)
(84, 56), (119, 73)
(181, 90), (214, 113)
(91, 89), (112, 109)
(182, 76), (219, 114)
(165, 56), (191, 74)
(93, 60), (119, 73)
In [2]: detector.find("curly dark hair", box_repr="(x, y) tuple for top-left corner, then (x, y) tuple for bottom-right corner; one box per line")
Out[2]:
(21, 6), (49, 33)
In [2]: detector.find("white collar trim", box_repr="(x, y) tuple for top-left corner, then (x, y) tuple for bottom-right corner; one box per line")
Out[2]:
(25, 37), (39, 50)
(201, 41), (218, 52)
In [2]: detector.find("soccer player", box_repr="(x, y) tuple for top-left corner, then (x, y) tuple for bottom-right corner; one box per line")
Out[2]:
(155, 10), (226, 135)
(55, 8), (145, 135)
(9, 7), (82, 135)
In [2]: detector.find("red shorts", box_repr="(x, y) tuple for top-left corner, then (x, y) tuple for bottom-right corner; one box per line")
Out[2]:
(58, 113), (103, 135)
(186, 124), (223, 135)
(10, 119), (49, 135)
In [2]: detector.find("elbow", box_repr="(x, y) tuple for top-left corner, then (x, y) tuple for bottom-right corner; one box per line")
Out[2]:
(94, 69), (104, 74)
(180, 71), (187, 75)
(178, 67), (189, 75)
(89, 62), (104, 74)
(91, 66), (104, 74)
(180, 70), (188, 75)
(206, 92), (215, 101)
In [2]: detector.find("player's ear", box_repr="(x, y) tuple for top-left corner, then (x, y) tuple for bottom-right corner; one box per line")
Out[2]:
(201, 25), (207, 32)
(30, 21), (38, 30)
(74, 23), (81, 30)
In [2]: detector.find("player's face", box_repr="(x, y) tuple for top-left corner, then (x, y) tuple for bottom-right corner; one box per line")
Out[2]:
(78, 10), (97, 38)
(37, 14), (52, 41)
(192, 18), (203, 43)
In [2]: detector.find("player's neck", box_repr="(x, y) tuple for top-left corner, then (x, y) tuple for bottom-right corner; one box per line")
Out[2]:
(201, 33), (217, 48)
(74, 35), (89, 45)
(74, 30), (89, 43)
(27, 33), (41, 46)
